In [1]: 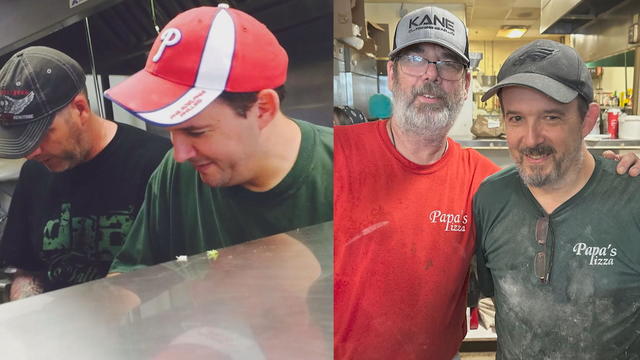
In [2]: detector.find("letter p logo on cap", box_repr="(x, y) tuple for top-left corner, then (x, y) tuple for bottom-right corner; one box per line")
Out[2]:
(152, 28), (182, 63)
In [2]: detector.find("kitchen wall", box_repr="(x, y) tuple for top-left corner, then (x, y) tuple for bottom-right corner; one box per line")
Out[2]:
(468, 40), (560, 76)
(470, 40), (529, 76)
(595, 67), (635, 101)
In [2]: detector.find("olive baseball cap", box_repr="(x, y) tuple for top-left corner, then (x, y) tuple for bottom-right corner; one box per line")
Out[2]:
(390, 6), (469, 65)
(481, 39), (593, 104)
(0, 46), (85, 159)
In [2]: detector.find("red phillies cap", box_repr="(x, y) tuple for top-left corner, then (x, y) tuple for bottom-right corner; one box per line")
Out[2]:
(104, 5), (288, 126)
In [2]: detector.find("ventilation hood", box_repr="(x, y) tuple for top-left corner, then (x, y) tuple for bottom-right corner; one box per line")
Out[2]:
(540, 0), (628, 34)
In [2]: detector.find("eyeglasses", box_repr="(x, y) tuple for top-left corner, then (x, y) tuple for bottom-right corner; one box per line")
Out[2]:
(534, 216), (554, 284)
(397, 55), (466, 80)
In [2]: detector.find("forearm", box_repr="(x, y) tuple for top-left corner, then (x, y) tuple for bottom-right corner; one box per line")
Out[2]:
(9, 270), (44, 301)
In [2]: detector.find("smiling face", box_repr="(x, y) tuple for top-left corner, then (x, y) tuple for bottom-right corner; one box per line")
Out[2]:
(500, 86), (594, 188)
(387, 43), (470, 141)
(168, 99), (262, 188)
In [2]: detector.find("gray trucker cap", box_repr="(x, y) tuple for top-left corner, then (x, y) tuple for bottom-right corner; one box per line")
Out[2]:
(390, 6), (469, 65)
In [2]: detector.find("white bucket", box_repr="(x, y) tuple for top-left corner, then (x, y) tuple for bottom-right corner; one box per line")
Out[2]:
(619, 115), (640, 139)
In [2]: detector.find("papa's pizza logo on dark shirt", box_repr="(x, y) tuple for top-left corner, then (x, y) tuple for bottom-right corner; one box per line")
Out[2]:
(572, 242), (618, 266)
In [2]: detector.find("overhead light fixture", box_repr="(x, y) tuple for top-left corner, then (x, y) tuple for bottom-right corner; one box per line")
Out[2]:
(497, 25), (529, 39)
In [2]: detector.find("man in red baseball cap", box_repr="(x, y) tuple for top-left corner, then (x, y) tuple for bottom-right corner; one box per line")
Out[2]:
(105, 5), (332, 273)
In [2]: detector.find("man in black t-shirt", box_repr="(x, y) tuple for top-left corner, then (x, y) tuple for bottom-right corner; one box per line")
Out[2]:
(0, 47), (171, 300)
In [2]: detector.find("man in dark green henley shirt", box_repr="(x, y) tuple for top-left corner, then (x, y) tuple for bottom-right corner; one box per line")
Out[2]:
(104, 6), (332, 273)
(475, 39), (640, 359)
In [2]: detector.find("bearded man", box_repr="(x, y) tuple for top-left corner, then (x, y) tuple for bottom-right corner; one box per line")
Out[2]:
(333, 7), (639, 360)
(334, 7), (499, 359)
(0, 47), (170, 300)
(475, 39), (640, 359)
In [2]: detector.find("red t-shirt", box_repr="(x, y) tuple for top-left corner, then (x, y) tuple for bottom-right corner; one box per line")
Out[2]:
(334, 120), (500, 360)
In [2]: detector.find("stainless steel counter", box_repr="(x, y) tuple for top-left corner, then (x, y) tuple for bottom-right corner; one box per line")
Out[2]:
(454, 137), (640, 150)
(0, 222), (333, 359)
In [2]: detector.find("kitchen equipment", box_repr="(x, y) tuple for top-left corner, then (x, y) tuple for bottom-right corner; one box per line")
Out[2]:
(619, 115), (640, 139)
(477, 74), (496, 88)
(469, 52), (483, 71)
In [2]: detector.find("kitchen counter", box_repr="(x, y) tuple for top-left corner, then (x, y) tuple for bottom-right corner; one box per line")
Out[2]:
(0, 222), (333, 359)
(453, 137), (640, 150)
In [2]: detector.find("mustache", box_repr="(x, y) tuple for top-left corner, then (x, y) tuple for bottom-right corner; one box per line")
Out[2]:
(409, 82), (447, 101)
(520, 144), (556, 157)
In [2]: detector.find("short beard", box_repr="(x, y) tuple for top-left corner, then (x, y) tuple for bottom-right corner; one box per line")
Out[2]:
(516, 139), (583, 188)
(49, 118), (90, 172)
(391, 78), (465, 144)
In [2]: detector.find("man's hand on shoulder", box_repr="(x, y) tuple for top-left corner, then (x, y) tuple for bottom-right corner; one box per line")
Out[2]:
(602, 151), (640, 177)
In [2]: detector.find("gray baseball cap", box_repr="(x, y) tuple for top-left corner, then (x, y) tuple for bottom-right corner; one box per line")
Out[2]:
(481, 39), (593, 104)
(390, 6), (469, 65)
(0, 46), (86, 159)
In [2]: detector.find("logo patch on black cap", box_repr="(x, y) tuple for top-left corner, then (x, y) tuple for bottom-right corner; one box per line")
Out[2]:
(513, 47), (558, 67)
(0, 91), (34, 119)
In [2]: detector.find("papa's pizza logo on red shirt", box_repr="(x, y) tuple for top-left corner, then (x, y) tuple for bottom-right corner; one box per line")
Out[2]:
(428, 210), (468, 232)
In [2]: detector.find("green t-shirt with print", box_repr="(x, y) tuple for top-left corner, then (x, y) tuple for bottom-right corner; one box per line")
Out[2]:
(475, 156), (640, 360)
(110, 119), (333, 273)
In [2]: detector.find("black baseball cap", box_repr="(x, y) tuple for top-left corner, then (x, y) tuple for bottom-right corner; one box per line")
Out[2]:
(481, 39), (593, 104)
(0, 46), (86, 159)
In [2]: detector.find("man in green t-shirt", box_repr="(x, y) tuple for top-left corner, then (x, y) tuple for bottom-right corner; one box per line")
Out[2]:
(475, 39), (640, 359)
(104, 6), (332, 273)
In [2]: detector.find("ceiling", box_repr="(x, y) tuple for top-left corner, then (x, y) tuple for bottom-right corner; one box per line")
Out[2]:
(364, 0), (563, 42)
(0, 0), (327, 75)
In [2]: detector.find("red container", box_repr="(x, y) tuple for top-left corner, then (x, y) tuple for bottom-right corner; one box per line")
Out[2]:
(608, 109), (621, 139)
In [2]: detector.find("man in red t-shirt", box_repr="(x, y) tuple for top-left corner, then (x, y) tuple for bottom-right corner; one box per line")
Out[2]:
(334, 6), (639, 360)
